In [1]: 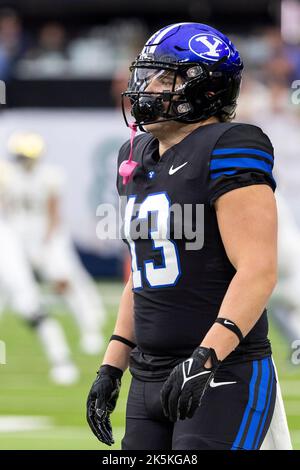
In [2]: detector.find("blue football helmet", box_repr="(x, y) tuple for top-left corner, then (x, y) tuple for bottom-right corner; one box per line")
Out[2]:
(122, 22), (243, 127)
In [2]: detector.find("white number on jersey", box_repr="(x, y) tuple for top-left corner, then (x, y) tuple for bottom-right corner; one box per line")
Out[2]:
(124, 192), (181, 289)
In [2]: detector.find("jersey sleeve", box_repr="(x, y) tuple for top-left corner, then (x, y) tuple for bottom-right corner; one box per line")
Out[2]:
(208, 124), (276, 205)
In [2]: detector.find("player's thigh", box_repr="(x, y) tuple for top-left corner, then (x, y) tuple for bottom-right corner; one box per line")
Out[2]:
(122, 377), (173, 450)
(172, 357), (276, 450)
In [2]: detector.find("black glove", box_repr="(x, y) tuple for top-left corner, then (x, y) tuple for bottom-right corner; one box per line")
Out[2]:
(160, 346), (220, 422)
(86, 364), (123, 446)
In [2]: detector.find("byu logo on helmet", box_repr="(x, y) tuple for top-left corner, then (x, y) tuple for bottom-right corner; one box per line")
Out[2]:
(189, 33), (230, 61)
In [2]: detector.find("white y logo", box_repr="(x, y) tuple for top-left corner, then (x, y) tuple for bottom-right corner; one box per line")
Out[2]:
(195, 36), (223, 57)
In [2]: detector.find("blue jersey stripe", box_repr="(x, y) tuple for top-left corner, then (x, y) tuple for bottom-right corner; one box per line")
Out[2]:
(210, 157), (273, 174)
(253, 358), (275, 449)
(212, 148), (274, 162)
(231, 361), (259, 450)
(243, 358), (271, 450)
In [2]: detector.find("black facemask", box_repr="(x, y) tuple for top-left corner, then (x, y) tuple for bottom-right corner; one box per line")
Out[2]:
(131, 95), (165, 122)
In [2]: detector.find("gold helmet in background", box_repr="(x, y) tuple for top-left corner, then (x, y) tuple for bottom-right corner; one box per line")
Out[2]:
(7, 132), (45, 160)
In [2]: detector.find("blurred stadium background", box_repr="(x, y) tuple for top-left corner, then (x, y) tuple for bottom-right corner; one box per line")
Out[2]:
(0, 0), (300, 450)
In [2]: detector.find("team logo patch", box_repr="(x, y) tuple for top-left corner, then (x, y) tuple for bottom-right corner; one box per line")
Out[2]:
(188, 33), (230, 61)
(147, 170), (156, 179)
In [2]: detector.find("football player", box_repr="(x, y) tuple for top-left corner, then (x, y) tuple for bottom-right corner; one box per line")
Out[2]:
(3, 132), (106, 355)
(87, 22), (290, 449)
(0, 160), (79, 385)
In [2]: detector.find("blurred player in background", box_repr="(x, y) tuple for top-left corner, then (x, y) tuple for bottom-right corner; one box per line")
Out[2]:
(272, 191), (300, 345)
(0, 159), (79, 385)
(2, 131), (106, 355)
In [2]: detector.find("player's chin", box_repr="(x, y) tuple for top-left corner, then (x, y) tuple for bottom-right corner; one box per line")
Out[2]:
(143, 119), (169, 133)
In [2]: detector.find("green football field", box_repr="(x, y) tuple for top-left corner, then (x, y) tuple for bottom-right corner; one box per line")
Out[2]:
(0, 280), (299, 450)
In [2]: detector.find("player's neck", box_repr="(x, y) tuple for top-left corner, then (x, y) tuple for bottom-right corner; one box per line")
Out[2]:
(156, 116), (220, 158)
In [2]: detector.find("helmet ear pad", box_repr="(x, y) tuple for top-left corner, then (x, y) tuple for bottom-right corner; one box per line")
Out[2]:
(179, 75), (221, 122)
(178, 71), (241, 122)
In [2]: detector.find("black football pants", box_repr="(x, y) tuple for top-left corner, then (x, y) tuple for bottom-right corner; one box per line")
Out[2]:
(121, 357), (276, 450)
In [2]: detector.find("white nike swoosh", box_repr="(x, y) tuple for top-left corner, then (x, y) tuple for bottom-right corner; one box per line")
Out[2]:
(209, 379), (237, 388)
(224, 320), (235, 326)
(169, 162), (188, 175)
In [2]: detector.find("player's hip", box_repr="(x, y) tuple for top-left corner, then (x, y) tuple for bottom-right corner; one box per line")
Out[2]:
(124, 357), (276, 450)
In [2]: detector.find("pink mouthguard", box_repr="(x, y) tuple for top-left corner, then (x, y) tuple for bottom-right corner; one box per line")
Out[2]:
(118, 123), (139, 185)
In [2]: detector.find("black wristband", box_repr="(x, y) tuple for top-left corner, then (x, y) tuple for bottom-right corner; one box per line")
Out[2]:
(99, 364), (123, 379)
(110, 334), (136, 349)
(215, 317), (244, 343)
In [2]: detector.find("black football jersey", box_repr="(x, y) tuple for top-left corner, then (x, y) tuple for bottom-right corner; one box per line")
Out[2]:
(116, 122), (276, 381)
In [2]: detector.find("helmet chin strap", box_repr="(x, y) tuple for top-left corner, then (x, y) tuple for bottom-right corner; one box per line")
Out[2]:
(118, 123), (139, 185)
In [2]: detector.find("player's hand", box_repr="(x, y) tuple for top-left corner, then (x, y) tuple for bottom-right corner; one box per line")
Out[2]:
(86, 364), (123, 446)
(160, 347), (220, 422)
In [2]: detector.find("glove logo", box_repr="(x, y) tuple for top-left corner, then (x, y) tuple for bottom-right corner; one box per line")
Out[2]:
(189, 34), (230, 61)
(181, 358), (210, 390)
